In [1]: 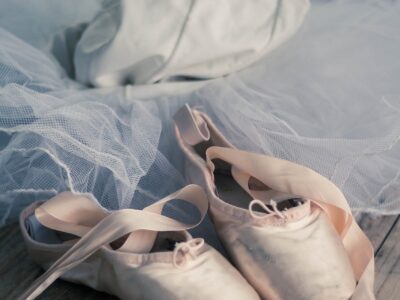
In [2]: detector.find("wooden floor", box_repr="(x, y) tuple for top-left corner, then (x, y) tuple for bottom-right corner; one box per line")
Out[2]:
(0, 214), (399, 300)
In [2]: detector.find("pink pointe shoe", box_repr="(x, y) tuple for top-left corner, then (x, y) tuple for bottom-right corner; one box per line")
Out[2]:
(174, 104), (375, 300)
(18, 185), (259, 300)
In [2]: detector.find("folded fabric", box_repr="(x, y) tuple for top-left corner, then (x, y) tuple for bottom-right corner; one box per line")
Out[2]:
(74, 0), (309, 87)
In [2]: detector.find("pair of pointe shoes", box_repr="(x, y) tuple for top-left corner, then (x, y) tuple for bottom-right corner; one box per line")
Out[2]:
(19, 105), (374, 300)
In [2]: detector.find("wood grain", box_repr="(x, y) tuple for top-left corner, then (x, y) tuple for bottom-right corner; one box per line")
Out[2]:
(355, 213), (399, 251)
(0, 213), (399, 299)
(0, 224), (115, 300)
(374, 216), (400, 300)
(355, 213), (400, 300)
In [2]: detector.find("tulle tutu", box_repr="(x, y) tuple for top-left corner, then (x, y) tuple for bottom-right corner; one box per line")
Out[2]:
(1, 0), (400, 245)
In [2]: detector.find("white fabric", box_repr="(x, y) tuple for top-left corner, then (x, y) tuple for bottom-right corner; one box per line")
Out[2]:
(0, 29), (185, 227)
(1, 0), (400, 238)
(74, 0), (310, 86)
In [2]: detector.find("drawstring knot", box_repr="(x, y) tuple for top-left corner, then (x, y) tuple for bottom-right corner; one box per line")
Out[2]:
(249, 199), (286, 220)
(173, 238), (204, 269)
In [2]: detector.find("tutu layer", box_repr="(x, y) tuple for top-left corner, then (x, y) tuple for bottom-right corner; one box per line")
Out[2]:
(1, 0), (400, 242)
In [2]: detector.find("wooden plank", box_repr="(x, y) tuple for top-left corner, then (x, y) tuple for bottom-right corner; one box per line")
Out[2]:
(374, 216), (400, 300)
(355, 213), (398, 252)
(355, 213), (400, 299)
(0, 213), (398, 299)
(0, 223), (115, 300)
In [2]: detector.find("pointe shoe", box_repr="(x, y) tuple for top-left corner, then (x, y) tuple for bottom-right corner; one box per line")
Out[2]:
(174, 104), (375, 300)
(18, 185), (259, 300)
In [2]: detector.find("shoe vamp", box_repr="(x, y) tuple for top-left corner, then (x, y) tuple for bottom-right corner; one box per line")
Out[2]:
(223, 211), (356, 300)
(114, 248), (260, 300)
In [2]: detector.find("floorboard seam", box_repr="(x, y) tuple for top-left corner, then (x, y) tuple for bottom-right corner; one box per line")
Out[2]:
(374, 215), (400, 256)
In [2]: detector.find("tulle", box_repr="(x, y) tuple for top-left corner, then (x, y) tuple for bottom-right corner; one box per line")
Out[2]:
(147, 0), (400, 214)
(0, 29), (185, 226)
(1, 0), (400, 239)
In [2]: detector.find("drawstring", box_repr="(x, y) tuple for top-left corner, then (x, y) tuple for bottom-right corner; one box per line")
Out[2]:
(172, 238), (205, 269)
(249, 199), (286, 220)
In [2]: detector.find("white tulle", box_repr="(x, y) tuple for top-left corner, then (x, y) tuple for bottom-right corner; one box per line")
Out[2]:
(1, 0), (400, 233)
(0, 29), (186, 226)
